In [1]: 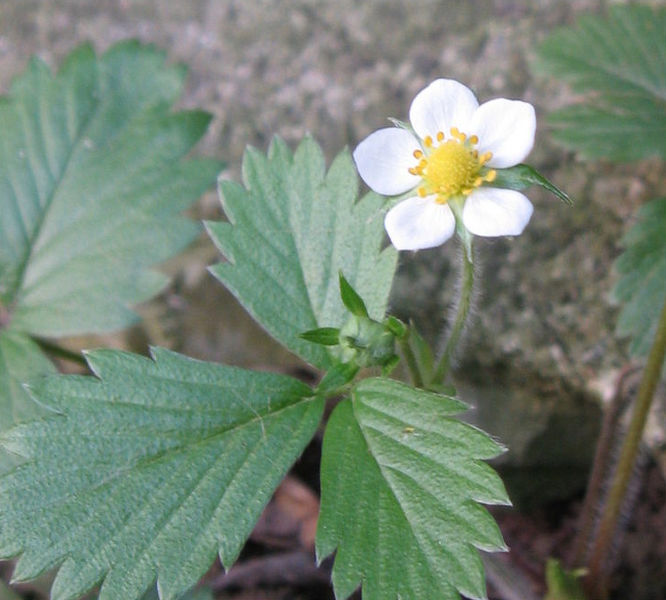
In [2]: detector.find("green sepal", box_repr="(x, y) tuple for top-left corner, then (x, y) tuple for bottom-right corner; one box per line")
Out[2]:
(300, 327), (341, 346)
(492, 164), (573, 206)
(338, 317), (395, 369)
(380, 354), (400, 376)
(385, 316), (408, 339)
(316, 362), (360, 397)
(387, 118), (415, 136)
(339, 272), (369, 318)
(406, 321), (435, 384)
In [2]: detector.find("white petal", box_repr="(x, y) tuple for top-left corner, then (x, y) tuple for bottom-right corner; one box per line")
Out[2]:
(409, 79), (478, 141)
(353, 128), (421, 195)
(469, 99), (536, 168)
(384, 196), (456, 250)
(462, 188), (533, 237)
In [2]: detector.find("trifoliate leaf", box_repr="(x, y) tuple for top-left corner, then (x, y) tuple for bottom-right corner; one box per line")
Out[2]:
(535, 5), (666, 161)
(613, 197), (666, 358)
(206, 136), (397, 369)
(0, 41), (221, 337)
(316, 378), (510, 600)
(0, 347), (323, 600)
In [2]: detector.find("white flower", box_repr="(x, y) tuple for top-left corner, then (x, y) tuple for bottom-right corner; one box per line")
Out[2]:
(353, 79), (536, 250)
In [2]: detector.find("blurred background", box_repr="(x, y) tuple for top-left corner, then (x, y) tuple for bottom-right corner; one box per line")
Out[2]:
(0, 1), (664, 599)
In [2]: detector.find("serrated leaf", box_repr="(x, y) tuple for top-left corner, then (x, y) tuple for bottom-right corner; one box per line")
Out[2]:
(317, 378), (510, 600)
(0, 41), (221, 336)
(0, 329), (54, 430)
(535, 5), (666, 160)
(206, 136), (397, 369)
(0, 329), (54, 473)
(0, 347), (323, 600)
(613, 197), (666, 358)
(140, 584), (212, 600)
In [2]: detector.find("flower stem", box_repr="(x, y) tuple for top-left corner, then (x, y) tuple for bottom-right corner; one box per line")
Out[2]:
(399, 334), (424, 388)
(585, 297), (666, 597)
(432, 240), (474, 384)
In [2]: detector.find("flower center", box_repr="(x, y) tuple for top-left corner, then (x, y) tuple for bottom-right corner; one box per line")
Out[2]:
(408, 128), (496, 204)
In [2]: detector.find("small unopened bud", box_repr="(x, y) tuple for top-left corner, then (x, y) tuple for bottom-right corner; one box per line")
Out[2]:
(337, 315), (396, 368)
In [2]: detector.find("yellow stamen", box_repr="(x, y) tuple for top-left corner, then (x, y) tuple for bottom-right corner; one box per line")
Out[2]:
(406, 126), (495, 204)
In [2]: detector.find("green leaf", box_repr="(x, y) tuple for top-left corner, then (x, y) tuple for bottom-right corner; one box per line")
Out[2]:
(535, 5), (666, 161)
(0, 41), (221, 337)
(206, 136), (397, 369)
(613, 197), (666, 358)
(338, 272), (369, 317)
(140, 584), (212, 600)
(317, 378), (510, 600)
(0, 347), (323, 600)
(0, 329), (54, 473)
(0, 329), (54, 430)
(493, 164), (573, 205)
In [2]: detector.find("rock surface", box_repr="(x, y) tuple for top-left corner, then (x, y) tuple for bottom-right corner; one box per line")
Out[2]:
(1, 2), (664, 595)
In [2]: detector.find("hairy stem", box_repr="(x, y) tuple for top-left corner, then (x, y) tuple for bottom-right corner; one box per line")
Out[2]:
(585, 297), (666, 597)
(570, 365), (639, 566)
(432, 241), (474, 384)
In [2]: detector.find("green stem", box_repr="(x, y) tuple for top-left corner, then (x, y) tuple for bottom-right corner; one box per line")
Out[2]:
(432, 240), (474, 384)
(399, 334), (423, 388)
(585, 297), (666, 597)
